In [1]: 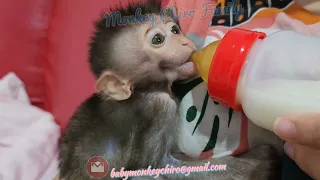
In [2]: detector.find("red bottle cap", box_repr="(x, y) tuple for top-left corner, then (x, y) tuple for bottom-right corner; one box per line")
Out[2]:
(207, 28), (266, 111)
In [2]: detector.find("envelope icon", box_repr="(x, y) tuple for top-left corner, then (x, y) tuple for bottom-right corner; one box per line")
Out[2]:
(91, 161), (104, 172)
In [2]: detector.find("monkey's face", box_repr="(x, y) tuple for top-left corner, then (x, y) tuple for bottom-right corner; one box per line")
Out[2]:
(95, 17), (198, 101)
(142, 20), (197, 82)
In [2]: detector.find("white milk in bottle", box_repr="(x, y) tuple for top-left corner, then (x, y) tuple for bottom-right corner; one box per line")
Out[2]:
(206, 28), (320, 132)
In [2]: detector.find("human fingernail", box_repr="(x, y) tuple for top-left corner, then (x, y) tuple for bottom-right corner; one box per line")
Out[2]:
(284, 142), (294, 159)
(274, 118), (296, 139)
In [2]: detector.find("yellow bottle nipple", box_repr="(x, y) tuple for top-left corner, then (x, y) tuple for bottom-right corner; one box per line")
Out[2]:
(191, 40), (220, 83)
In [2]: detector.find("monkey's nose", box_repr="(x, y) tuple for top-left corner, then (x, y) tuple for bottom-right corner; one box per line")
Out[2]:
(183, 41), (197, 51)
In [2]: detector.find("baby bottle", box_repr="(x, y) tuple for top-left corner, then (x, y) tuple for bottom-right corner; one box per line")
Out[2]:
(191, 28), (320, 132)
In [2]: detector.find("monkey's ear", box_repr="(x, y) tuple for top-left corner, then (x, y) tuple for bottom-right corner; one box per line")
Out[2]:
(96, 71), (132, 101)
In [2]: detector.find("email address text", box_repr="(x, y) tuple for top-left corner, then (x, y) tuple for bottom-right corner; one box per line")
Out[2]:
(110, 161), (227, 179)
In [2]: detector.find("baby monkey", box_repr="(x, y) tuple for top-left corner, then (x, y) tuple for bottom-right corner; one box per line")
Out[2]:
(58, 0), (281, 179)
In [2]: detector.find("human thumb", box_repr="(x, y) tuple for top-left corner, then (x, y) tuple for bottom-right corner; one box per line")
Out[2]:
(273, 113), (320, 149)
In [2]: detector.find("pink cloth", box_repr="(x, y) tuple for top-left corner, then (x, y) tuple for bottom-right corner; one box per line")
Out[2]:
(271, 12), (320, 34)
(0, 72), (60, 180)
(206, 12), (320, 39)
(164, 0), (320, 38)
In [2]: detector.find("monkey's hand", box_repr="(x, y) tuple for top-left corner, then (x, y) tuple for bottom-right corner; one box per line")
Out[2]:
(176, 61), (198, 81)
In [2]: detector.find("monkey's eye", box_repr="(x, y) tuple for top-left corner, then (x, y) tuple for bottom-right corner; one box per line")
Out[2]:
(171, 25), (180, 34)
(152, 33), (165, 45)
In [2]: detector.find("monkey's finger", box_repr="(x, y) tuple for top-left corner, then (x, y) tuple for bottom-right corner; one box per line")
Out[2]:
(239, 144), (279, 160)
(176, 62), (197, 80)
(284, 142), (320, 180)
(273, 113), (320, 149)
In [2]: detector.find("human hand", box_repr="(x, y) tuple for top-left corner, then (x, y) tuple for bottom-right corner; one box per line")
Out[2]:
(273, 113), (320, 179)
